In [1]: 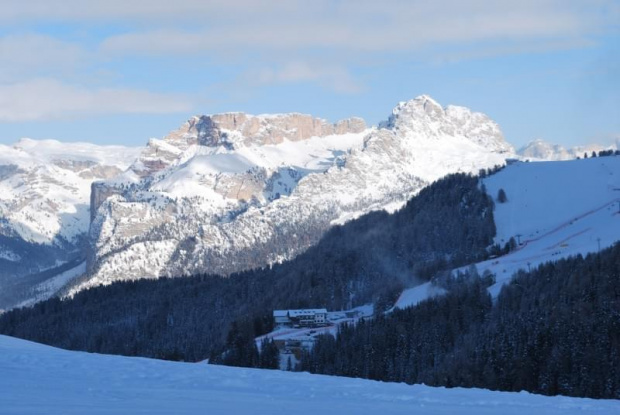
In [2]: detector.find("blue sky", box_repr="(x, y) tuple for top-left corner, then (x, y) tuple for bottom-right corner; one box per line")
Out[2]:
(0, 1), (618, 149)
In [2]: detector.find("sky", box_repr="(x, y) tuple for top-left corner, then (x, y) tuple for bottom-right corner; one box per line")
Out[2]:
(0, 0), (618, 149)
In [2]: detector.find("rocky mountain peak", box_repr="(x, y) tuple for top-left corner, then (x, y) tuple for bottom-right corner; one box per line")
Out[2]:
(380, 95), (513, 154)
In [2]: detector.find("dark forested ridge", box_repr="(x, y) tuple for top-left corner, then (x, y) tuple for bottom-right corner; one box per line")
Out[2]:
(300, 244), (620, 399)
(0, 173), (496, 361)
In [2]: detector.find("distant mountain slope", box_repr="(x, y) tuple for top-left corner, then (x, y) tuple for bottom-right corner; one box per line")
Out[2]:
(517, 138), (618, 161)
(77, 95), (513, 294)
(3, 335), (618, 415)
(0, 139), (140, 309)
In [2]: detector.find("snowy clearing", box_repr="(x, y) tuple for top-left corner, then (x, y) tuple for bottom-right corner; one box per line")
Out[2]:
(1, 335), (619, 415)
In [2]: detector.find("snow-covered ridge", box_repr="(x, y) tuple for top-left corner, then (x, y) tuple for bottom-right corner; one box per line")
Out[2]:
(517, 138), (618, 161)
(479, 155), (620, 295)
(2, 335), (619, 415)
(0, 139), (141, 309)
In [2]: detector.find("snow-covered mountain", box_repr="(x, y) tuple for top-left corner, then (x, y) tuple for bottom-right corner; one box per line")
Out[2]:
(0, 139), (140, 309)
(3, 334), (618, 415)
(517, 138), (618, 161)
(73, 95), (514, 294)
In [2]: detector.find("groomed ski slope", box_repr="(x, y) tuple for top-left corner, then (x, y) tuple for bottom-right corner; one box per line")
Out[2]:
(1, 335), (619, 415)
(481, 156), (620, 296)
(395, 156), (620, 309)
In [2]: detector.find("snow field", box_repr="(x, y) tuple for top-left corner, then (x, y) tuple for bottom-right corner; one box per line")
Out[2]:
(1, 335), (618, 415)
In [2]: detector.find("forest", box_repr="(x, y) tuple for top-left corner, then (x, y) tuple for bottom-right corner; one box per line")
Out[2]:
(299, 244), (620, 399)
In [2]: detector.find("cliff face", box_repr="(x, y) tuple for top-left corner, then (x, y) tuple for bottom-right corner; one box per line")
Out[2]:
(130, 113), (367, 178)
(0, 97), (519, 306)
(185, 113), (367, 147)
(90, 182), (123, 223)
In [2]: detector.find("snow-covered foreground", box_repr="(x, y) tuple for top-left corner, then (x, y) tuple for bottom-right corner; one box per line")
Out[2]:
(2, 335), (619, 415)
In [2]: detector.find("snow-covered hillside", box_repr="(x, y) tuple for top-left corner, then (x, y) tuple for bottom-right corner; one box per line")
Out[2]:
(392, 155), (620, 309)
(479, 156), (620, 295)
(76, 95), (514, 294)
(2, 335), (618, 415)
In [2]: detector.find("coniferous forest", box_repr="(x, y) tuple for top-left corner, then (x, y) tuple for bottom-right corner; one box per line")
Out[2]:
(300, 244), (620, 399)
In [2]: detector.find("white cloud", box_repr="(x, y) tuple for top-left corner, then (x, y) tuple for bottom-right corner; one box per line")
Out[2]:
(0, 34), (88, 82)
(3, 1), (617, 99)
(0, 79), (192, 121)
(253, 62), (363, 94)
(94, 1), (618, 55)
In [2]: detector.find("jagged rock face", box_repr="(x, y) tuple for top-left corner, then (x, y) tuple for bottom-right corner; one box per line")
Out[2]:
(193, 113), (366, 147)
(74, 96), (515, 294)
(131, 113), (367, 177)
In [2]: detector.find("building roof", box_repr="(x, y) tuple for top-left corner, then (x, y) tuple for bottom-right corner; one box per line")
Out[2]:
(274, 309), (328, 318)
(288, 309), (327, 317)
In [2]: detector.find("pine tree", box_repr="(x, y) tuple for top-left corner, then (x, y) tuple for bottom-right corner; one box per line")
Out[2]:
(497, 188), (507, 203)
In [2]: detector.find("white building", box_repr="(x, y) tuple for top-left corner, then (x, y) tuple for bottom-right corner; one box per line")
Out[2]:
(273, 309), (328, 327)
(273, 310), (290, 325)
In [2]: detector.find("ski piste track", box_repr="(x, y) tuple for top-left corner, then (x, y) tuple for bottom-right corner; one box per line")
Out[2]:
(393, 195), (620, 308)
(516, 197), (620, 250)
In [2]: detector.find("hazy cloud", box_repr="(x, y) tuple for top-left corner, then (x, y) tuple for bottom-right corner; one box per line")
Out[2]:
(0, 34), (88, 82)
(252, 62), (363, 94)
(0, 79), (192, 121)
(94, 1), (617, 55)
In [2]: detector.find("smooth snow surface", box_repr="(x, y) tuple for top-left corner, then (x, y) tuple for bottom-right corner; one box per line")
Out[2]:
(481, 157), (620, 295)
(2, 335), (619, 415)
(393, 282), (446, 310)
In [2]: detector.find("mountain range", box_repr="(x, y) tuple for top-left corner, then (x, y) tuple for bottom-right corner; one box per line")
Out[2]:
(0, 94), (568, 309)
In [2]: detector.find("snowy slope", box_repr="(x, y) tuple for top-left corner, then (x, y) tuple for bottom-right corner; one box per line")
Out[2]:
(393, 156), (620, 307)
(78, 95), (514, 294)
(393, 281), (447, 310)
(2, 335), (618, 415)
(478, 156), (620, 295)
